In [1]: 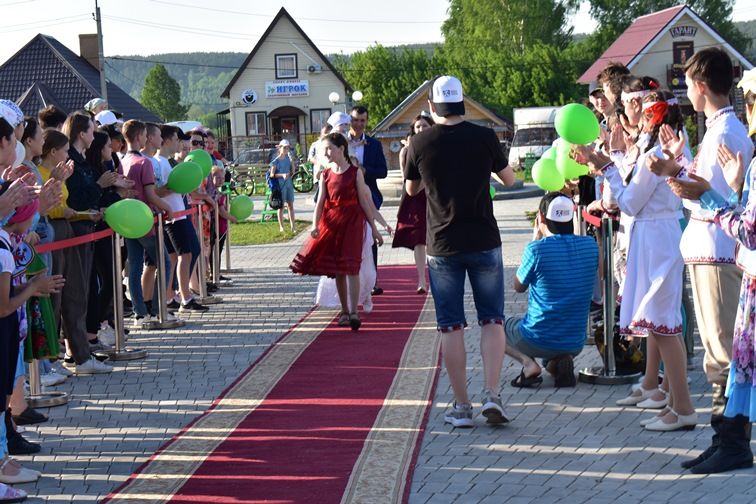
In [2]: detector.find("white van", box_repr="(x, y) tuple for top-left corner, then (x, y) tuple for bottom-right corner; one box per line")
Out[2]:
(507, 107), (559, 170)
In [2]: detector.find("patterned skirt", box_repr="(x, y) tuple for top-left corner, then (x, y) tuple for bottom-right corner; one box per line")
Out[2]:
(724, 272), (756, 420)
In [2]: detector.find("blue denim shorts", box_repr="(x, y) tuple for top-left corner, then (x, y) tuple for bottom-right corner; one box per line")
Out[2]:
(504, 316), (582, 360)
(427, 247), (505, 332)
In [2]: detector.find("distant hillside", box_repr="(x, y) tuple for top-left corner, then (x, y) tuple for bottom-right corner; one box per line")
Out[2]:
(105, 52), (246, 119)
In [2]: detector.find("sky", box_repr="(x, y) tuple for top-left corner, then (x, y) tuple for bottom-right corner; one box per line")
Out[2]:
(1, 0), (755, 63)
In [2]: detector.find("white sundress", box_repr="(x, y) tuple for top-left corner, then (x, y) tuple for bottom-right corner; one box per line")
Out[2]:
(314, 222), (375, 313)
(604, 143), (684, 337)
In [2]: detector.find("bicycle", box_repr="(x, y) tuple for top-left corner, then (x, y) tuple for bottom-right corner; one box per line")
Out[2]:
(226, 164), (257, 196)
(292, 161), (314, 193)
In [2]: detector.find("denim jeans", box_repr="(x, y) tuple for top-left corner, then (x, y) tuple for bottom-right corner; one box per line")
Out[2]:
(427, 247), (505, 332)
(124, 234), (170, 317)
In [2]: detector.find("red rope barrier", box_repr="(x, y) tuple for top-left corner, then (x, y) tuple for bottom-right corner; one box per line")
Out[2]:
(582, 210), (602, 228)
(35, 207), (199, 254)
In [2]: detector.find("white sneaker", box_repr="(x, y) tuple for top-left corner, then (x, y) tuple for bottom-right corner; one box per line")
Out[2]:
(40, 372), (66, 387)
(75, 358), (113, 375)
(52, 361), (73, 377)
(97, 324), (116, 346)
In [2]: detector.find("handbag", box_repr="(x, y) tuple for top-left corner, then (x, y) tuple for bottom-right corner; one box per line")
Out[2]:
(269, 188), (283, 210)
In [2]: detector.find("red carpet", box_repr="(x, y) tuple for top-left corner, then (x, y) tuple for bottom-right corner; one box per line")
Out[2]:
(104, 265), (441, 504)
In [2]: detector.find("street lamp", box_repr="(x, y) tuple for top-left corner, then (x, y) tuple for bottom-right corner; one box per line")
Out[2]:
(329, 90), (363, 112)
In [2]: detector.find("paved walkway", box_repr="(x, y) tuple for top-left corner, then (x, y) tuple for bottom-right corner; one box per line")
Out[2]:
(17, 193), (755, 503)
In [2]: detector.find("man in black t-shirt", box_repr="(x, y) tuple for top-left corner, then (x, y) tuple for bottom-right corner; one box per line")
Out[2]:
(405, 75), (515, 427)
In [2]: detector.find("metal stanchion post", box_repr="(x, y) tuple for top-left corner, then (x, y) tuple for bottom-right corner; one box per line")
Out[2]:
(576, 206), (594, 346)
(101, 233), (147, 361)
(579, 216), (640, 384)
(143, 213), (185, 330)
(212, 203), (220, 285)
(222, 196), (242, 275)
(194, 203), (222, 305)
(28, 359), (68, 408)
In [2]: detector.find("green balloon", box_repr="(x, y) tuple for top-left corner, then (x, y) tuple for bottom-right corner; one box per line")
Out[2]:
(556, 150), (589, 180)
(532, 158), (565, 192)
(167, 161), (203, 194)
(542, 147), (558, 161)
(489, 184), (496, 200)
(230, 195), (254, 221)
(555, 103), (600, 145)
(105, 199), (154, 239)
(185, 149), (213, 177)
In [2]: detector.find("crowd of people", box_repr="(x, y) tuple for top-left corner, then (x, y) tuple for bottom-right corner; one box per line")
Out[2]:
(1, 43), (755, 502)
(292, 49), (756, 476)
(0, 97), (233, 501)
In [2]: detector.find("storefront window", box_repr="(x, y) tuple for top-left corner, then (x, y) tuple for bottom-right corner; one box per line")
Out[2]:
(310, 109), (331, 132)
(245, 112), (267, 136)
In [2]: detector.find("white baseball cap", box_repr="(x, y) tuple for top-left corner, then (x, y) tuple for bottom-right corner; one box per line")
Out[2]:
(327, 111), (351, 128)
(278, 139), (290, 147)
(429, 75), (465, 116)
(95, 110), (118, 126)
(543, 193), (574, 234)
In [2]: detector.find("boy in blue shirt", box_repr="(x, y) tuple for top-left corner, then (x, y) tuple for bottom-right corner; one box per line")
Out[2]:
(506, 193), (598, 387)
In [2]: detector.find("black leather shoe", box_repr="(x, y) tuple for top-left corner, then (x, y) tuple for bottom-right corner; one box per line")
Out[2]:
(12, 407), (47, 426)
(371, 287), (383, 296)
(7, 430), (41, 455)
(690, 415), (753, 474)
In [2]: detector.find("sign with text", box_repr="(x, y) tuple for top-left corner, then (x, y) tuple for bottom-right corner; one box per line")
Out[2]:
(265, 80), (310, 98)
(669, 25), (697, 39)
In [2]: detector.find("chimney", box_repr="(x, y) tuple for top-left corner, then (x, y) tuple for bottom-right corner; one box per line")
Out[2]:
(79, 34), (100, 69)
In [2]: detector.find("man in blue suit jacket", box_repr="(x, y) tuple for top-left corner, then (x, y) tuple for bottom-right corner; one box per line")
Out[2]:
(349, 106), (388, 294)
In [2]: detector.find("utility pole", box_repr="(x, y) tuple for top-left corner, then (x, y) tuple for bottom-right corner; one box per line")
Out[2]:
(95, 0), (108, 101)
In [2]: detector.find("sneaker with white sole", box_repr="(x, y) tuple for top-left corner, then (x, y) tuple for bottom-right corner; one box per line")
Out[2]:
(444, 402), (474, 428)
(75, 358), (113, 375)
(481, 390), (509, 425)
(51, 361), (73, 377)
(40, 372), (66, 387)
(97, 324), (116, 346)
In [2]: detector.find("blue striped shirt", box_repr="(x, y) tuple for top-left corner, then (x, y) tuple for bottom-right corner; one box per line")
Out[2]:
(517, 235), (599, 351)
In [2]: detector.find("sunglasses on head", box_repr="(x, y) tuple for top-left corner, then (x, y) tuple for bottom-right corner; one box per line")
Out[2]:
(191, 140), (205, 147)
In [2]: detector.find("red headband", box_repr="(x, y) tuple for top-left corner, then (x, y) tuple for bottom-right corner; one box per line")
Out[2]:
(643, 102), (668, 132)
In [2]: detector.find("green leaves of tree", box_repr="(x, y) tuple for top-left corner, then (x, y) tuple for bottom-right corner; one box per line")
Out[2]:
(140, 64), (188, 122)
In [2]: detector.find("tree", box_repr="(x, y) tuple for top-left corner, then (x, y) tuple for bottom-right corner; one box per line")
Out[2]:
(140, 64), (188, 121)
(333, 46), (441, 128)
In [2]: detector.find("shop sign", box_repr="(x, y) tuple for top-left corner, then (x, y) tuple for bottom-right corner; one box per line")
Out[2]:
(265, 80), (310, 98)
(670, 26), (697, 38)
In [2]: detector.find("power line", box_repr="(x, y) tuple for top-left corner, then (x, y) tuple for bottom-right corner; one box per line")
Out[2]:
(1, 15), (91, 34)
(148, 0), (446, 24)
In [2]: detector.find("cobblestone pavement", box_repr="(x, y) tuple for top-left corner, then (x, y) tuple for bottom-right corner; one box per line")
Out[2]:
(16, 191), (755, 503)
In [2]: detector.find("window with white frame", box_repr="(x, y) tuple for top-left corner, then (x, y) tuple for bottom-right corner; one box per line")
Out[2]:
(310, 109), (331, 132)
(245, 112), (267, 136)
(275, 54), (297, 79)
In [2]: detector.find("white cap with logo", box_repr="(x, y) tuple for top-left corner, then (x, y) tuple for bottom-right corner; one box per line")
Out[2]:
(429, 75), (465, 117)
(544, 194), (575, 234)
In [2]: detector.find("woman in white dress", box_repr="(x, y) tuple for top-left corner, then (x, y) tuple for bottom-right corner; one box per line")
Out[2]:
(578, 89), (696, 431)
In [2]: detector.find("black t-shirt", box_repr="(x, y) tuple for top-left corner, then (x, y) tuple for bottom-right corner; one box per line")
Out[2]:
(405, 121), (507, 256)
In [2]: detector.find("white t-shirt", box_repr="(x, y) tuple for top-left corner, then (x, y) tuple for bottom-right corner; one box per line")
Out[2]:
(154, 155), (187, 221)
(0, 230), (16, 275)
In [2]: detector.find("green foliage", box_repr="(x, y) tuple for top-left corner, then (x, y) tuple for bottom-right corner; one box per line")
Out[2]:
(333, 45), (442, 128)
(140, 64), (188, 121)
(684, 114), (699, 147)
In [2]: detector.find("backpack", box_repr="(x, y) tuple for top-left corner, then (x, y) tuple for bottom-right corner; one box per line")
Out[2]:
(266, 166), (284, 210)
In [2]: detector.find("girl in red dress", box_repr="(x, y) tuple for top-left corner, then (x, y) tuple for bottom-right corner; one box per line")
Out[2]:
(392, 113), (434, 294)
(291, 133), (386, 330)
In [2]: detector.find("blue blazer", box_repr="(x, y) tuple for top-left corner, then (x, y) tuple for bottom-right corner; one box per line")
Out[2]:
(361, 134), (388, 209)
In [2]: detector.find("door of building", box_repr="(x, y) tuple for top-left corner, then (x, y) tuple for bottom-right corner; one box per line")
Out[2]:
(271, 116), (299, 145)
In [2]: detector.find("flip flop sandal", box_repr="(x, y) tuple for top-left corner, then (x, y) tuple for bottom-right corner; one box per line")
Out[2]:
(510, 369), (543, 388)
(337, 312), (350, 327)
(349, 312), (362, 331)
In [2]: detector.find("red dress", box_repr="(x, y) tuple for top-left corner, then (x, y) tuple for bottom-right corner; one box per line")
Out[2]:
(392, 188), (426, 250)
(290, 166), (365, 277)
